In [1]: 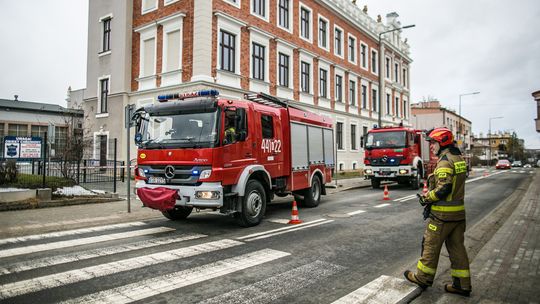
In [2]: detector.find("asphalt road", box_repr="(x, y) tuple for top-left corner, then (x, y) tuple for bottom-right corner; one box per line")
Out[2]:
(0, 168), (535, 304)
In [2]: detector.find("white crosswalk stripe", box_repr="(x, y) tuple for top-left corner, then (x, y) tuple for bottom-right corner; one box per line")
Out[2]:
(199, 260), (345, 304)
(0, 221), (147, 245)
(0, 239), (243, 300)
(0, 226), (176, 258)
(0, 233), (206, 275)
(60, 249), (290, 304)
(331, 275), (419, 304)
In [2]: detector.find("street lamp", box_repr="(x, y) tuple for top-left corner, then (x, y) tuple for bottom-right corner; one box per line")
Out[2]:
(488, 116), (503, 166)
(458, 91), (479, 151)
(378, 24), (415, 127)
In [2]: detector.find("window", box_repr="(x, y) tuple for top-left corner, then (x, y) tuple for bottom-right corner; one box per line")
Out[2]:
(336, 122), (343, 150)
(142, 0), (157, 14)
(261, 115), (274, 138)
(360, 43), (367, 69)
(278, 0), (289, 29)
(385, 57), (390, 78)
(220, 30), (236, 72)
(141, 37), (156, 77)
(252, 42), (265, 80)
(335, 75), (343, 102)
(8, 124), (27, 136)
(278, 53), (289, 87)
(363, 126), (368, 137)
(319, 69), (327, 98)
(349, 80), (356, 106)
(361, 85), (367, 109)
(164, 29), (181, 72)
(300, 61), (310, 93)
(371, 50), (378, 73)
(403, 68), (408, 87)
(100, 78), (109, 113)
(386, 93), (391, 115)
(351, 124), (357, 150)
(55, 126), (68, 151)
(300, 7), (310, 40)
(31, 125), (47, 138)
(395, 63), (399, 83)
(253, 0), (265, 17)
(395, 97), (400, 117)
(404, 100), (408, 118)
(102, 18), (111, 52)
(335, 28), (342, 56)
(319, 18), (327, 48)
(372, 88), (377, 111)
(348, 35), (356, 62)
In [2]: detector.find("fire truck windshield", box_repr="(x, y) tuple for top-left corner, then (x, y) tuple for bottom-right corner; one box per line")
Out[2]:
(138, 111), (219, 149)
(365, 131), (407, 149)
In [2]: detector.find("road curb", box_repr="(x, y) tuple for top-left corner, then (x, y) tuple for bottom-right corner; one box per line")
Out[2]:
(0, 197), (122, 212)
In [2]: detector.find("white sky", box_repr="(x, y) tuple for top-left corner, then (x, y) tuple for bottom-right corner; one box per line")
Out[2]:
(0, 0), (539, 148)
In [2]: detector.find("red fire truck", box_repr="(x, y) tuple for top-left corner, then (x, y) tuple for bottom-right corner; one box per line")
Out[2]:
(133, 90), (334, 226)
(362, 125), (433, 189)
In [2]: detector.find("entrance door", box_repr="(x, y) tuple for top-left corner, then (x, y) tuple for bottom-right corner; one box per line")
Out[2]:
(98, 135), (107, 170)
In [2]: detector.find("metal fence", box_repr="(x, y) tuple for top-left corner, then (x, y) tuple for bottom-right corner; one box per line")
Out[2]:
(1, 137), (126, 196)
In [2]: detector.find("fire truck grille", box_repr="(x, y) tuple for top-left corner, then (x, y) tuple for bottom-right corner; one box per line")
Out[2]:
(368, 157), (403, 166)
(140, 165), (211, 185)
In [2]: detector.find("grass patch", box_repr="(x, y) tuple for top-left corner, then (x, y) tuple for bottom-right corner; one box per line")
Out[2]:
(5, 174), (76, 191)
(333, 170), (364, 180)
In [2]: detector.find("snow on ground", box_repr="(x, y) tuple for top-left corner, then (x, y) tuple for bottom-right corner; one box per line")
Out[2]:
(53, 186), (98, 196)
(0, 188), (31, 192)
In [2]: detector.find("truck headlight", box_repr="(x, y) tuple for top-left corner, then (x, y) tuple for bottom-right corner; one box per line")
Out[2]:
(195, 191), (220, 200)
(138, 168), (146, 178)
(365, 169), (373, 174)
(199, 170), (212, 179)
(399, 169), (409, 174)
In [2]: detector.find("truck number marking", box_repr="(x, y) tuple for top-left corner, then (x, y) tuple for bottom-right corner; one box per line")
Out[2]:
(261, 139), (281, 154)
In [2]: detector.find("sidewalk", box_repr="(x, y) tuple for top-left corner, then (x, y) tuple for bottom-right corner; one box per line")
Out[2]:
(413, 169), (540, 303)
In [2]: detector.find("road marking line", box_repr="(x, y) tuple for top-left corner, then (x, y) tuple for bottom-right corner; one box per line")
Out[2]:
(237, 218), (327, 240)
(199, 260), (345, 304)
(0, 239), (243, 300)
(0, 221), (148, 246)
(267, 219), (291, 224)
(374, 203), (391, 208)
(0, 234), (207, 275)
(0, 227), (175, 259)
(393, 194), (416, 202)
(244, 220), (334, 242)
(347, 210), (367, 216)
(59, 249), (290, 304)
(331, 275), (420, 304)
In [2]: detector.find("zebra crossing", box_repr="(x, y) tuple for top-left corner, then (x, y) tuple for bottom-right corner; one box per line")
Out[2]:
(0, 219), (416, 303)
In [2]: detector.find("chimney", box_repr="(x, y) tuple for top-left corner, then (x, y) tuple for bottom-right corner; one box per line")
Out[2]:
(14, 95), (18, 101)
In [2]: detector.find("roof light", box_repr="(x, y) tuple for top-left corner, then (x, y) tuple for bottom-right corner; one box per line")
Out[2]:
(157, 89), (219, 102)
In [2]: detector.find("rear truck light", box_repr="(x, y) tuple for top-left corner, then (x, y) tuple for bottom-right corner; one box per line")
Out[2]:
(199, 170), (212, 179)
(364, 169), (373, 175)
(195, 191), (220, 200)
(399, 169), (409, 174)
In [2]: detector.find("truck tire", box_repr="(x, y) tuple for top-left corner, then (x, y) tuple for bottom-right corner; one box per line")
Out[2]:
(162, 206), (193, 220)
(301, 175), (322, 208)
(371, 178), (381, 189)
(410, 173), (420, 190)
(235, 180), (267, 227)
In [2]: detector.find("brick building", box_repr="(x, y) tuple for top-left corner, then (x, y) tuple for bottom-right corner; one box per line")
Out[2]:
(410, 100), (472, 152)
(83, 0), (412, 170)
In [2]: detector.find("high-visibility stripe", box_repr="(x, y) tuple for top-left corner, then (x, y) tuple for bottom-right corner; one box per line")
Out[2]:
(451, 269), (470, 278)
(454, 161), (467, 174)
(417, 261), (436, 275)
(434, 167), (453, 175)
(428, 190), (438, 201)
(431, 205), (465, 212)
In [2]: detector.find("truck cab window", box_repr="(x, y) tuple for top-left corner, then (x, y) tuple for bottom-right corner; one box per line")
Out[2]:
(224, 111), (237, 144)
(261, 114), (274, 138)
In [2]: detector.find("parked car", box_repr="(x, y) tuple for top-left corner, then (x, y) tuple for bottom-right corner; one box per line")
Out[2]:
(496, 159), (512, 170)
(511, 160), (522, 167)
(524, 164), (532, 168)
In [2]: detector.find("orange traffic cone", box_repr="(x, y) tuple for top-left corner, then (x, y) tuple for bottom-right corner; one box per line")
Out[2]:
(288, 201), (303, 224)
(483, 170), (489, 177)
(422, 181), (428, 195)
(383, 185), (390, 201)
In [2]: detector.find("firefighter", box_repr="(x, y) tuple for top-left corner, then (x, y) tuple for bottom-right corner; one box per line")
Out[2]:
(224, 115), (236, 143)
(404, 127), (472, 297)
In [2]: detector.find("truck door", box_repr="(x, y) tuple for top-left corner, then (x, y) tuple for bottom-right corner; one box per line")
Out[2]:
(222, 107), (255, 183)
(258, 111), (284, 177)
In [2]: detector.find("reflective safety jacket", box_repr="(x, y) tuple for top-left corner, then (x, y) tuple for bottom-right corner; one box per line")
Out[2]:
(426, 147), (467, 221)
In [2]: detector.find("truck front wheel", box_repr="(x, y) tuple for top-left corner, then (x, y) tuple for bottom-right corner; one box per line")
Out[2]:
(235, 180), (267, 227)
(162, 206), (193, 220)
(371, 178), (381, 189)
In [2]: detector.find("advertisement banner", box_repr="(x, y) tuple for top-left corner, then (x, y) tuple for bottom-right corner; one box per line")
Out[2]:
(3, 136), (42, 159)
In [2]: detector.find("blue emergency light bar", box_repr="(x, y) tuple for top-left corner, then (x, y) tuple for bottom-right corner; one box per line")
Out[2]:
(157, 89), (219, 102)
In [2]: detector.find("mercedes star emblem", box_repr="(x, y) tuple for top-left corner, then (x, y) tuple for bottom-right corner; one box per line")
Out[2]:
(164, 165), (175, 179)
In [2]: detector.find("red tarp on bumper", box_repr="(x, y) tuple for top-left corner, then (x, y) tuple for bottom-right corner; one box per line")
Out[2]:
(137, 187), (179, 211)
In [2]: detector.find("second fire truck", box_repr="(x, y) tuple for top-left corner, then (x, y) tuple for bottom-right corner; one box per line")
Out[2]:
(133, 90), (335, 227)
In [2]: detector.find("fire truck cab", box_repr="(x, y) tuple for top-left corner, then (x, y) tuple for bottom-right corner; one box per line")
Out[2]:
(133, 90), (334, 227)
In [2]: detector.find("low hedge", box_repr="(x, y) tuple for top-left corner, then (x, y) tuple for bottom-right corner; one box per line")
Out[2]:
(5, 174), (76, 191)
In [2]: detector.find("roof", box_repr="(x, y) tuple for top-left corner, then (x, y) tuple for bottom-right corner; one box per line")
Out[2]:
(0, 98), (83, 116)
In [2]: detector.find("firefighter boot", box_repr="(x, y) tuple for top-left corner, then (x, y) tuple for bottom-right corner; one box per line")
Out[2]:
(404, 270), (429, 290)
(444, 284), (471, 297)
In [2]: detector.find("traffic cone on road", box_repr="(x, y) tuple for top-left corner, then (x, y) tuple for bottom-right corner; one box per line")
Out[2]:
(288, 201), (303, 225)
(483, 170), (489, 177)
(422, 181), (428, 195)
(383, 185), (390, 201)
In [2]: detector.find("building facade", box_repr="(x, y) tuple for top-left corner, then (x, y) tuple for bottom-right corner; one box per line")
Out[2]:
(472, 132), (524, 163)
(84, 0), (412, 170)
(410, 100), (472, 151)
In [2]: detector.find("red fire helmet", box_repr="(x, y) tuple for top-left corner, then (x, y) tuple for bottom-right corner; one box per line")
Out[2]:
(427, 127), (454, 146)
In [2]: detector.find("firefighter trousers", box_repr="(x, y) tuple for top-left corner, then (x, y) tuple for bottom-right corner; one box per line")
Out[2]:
(415, 217), (471, 290)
